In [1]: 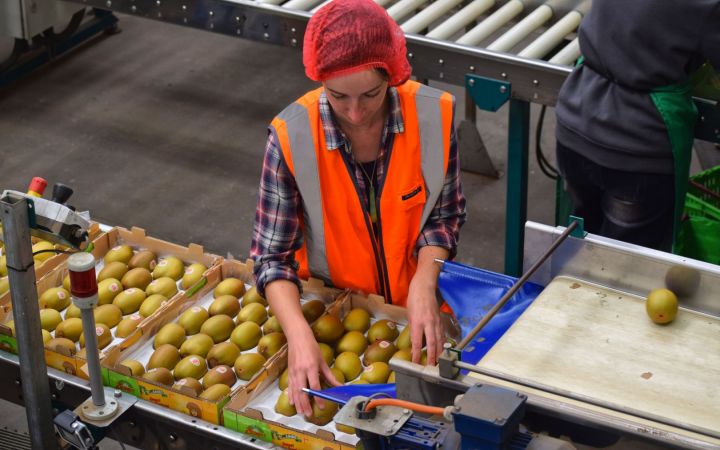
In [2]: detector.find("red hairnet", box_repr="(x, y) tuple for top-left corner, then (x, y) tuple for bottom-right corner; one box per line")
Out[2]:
(303, 0), (412, 86)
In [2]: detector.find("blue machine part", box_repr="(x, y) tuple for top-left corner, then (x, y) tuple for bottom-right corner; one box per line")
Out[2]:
(452, 385), (530, 450)
(438, 261), (544, 365)
(305, 383), (397, 404)
(387, 415), (455, 450)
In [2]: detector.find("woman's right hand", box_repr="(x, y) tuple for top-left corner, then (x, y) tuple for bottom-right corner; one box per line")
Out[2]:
(286, 327), (341, 417)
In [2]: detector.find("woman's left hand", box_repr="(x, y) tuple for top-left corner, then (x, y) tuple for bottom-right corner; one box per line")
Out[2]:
(406, 274), (444, 366)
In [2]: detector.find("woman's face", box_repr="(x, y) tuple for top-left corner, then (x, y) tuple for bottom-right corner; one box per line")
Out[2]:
(323, 69), (388, 128)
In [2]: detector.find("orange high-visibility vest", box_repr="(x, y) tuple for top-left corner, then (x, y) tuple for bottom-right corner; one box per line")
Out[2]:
(271, 80), (453, 306)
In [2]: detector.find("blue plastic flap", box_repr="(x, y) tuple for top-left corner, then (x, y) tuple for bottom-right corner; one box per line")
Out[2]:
(307, 384), (397, 404)
(438, 261), (544, 365)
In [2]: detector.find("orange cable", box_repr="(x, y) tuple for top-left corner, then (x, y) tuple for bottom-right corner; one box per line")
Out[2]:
(364, 398), (445, 416)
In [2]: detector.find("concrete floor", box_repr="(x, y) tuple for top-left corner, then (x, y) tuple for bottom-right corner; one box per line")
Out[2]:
(0, 11), (668, 450)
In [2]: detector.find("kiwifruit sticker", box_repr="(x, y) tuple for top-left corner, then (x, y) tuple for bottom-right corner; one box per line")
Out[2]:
(57, 290), (66, 299)
(126, 288), (136, 295)
(190, 357), (201, 366)
(109, 283), (120, 292)
(185, 267), (194, 274)
(96, 326), (105, 336)
(112, 246), (123, 251)
(130, 313), (141, 320)
(158, 260), (168, 267)
(379, 341), (390, 348)
(387, 322), (396, 329)
(364, 365), (374, 372)
(217, 366), (228, 373)
(192, 307), (202, 313)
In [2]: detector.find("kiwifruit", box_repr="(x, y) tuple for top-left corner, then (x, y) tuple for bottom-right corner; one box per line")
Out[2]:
(257, 332), (286, 359)
(121, 267), (153, 290)
(152, 256), (184, 281)
(173, 377), (203, 396)
(142, 367), (173, 386)
(329, 367), (345, 385)
(138, 294), (169, 318)
(147, 344), (181, 370)
(391, 349), (412, 362)
(233, 353), (266, 381)
(361, 362), (391, 383)
(45, 337), (77, 356)
(262, 316), (283, 334)
(311, 315), (344, 343)
(173, 355), (208, 380)
(307, 399), (338, 426)
(145, 277), (178, 299)
(213, 278), (246, 298)
(181, 263), (207, 290)
(104, 245), (134, 265)
(395, 326), (411, 350)
(301, 300), (325, 323)
(115, 314), (143, 339)
(41, 329), (52, 344)
(112, 288), (146, 315)
(206, 341), (240, 367)
(119, 359), (145, 376)
(93, 304), (123, 328)
(367, 319), (399, 343)
(278, 368), (290, 391)
(179, 333), (214, 358)
(153, 323), (186, 349)
(199, 315), (235, 343)
(79, 324), (112, 349)
(387, 371), (396, 383)
(333, 351), (362, 381)
(336, 423), (356, 435)
(350, 379), (369, 385)
(97, 261), (129, 283)
(343, 308), (371, 333)
(128, 250), (157, 271)
(65, 303), (81, 319)
(275, 389), (296, 417)
(62, 274), (71, 292)
(208, 295), (240, 317)
(39, 308), (62, 331)
(97, 278), (123, 305)
(39, 287), (71, 311)
(230, 321), (262, 351)
(318, 342), (335, 365)
(199, 384), (231, 401)
(202, 365), (236, 389)
(363, 340), (397, 365)
(177, 306), (209, 334)
(237, 303), (267, 325)
(0, 256), (6, 277)
(32, 241), (55, 262)
(335, 331), (368, 355)
(241, 286), (266, 307)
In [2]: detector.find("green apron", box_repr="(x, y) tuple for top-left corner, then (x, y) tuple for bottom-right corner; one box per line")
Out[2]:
(648, 81), (698, 250)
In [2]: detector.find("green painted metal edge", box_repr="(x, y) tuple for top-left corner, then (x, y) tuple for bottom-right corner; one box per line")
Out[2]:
(234, 414), (273, 442)
(568, 216), (587, 238)
(465, 74), (511, 112)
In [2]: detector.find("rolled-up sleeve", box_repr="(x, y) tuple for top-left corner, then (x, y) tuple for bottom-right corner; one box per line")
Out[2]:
(249, 130), (304, 296)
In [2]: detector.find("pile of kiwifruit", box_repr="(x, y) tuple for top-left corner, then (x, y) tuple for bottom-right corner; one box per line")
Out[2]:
(116, 280), (313, 402)
(5, 244), (207, 356)
(273, 307), (420, 428)
(0, 237), (64, 296)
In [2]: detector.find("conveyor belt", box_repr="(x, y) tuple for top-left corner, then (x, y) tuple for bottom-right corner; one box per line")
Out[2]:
(67, 0), (582, 105)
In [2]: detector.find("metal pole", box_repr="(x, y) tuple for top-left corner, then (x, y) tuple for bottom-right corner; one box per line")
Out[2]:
(459, 221), (578, 350)
(504, 99), (530, 276)
(0, 196), (57, 450)
(79, 309), (105, 406)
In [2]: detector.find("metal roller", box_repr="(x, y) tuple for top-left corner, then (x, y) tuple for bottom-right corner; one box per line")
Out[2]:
(487, 3), (553, 52)
(426, 0), (496, 40)
(455, 0), (523, 46)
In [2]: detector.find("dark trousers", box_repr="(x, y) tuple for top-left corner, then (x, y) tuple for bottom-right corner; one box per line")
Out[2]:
(556, 142), (675, 251)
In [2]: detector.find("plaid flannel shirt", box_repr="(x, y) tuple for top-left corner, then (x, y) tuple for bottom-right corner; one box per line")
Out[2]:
(250, 87), (466, 295)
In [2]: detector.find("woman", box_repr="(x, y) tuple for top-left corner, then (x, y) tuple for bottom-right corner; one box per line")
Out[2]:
(250, 0), (466, 417)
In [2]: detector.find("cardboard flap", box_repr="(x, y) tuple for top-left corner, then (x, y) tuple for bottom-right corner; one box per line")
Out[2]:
(187, 243), (205, 259)
(243, 408), (264, 420)
(129, 227), (147, 240)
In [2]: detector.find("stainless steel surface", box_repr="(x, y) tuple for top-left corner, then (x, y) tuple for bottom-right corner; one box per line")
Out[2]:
(0, 351), (275, 450)
(335, 397), (413, 436)
(0, 195), (57, 450)
(79, 308), (106, 406)
(523, 222), (720, 317)
(391, 358), (719, 450)
(456, 220), (578, 349)
(454, 360), (720, 440)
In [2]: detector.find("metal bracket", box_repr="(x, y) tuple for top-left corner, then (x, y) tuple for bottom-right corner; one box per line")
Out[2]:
(335, 397), (412, 437)
(568, 216), (586, 239)
(75, 388), (137, 427)
(466, 74), (511, 112)
(438, 344), (460, 379)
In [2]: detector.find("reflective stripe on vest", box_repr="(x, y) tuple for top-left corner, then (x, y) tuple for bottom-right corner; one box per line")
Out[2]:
(271, 81), (453, 304)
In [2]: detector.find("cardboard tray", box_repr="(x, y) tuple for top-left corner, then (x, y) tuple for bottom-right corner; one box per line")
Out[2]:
(0, 226), (222, 379)
(223, 291), (411, 450)
(101, 259), (340, 425)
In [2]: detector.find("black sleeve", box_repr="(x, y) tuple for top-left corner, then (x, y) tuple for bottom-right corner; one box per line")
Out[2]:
(701, 2), (720, 68)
